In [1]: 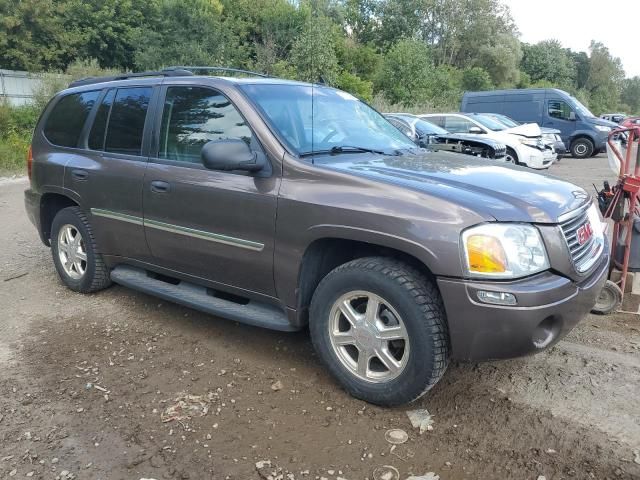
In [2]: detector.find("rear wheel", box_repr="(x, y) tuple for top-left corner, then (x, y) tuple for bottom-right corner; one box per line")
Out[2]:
(51, 207), (111, 293)
(309, 257), (449, 406)
(570, 138), (594, 158)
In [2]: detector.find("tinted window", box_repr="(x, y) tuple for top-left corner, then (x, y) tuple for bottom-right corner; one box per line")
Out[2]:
(158, 86), (253, 163)
(44, 91), (100, 147)
(105, 87), (152, 156)
(548, 100), (573, 121)
(88, 89), (115, 150)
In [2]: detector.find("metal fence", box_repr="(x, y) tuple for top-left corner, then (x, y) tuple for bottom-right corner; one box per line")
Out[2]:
(0, 69), (43, 106)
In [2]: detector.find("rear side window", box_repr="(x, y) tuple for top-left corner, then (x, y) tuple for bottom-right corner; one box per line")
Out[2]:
(104, 87), (152, 156)
(88, 89), (115, 150)
(43, 91), (100, 147)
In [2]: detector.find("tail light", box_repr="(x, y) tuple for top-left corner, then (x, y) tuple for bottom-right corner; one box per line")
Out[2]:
(27, 145), (33, 181)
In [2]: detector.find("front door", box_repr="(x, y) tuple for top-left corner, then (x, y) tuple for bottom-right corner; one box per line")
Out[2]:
(544, 98), (575, 144)
(142, 85), (278, 297)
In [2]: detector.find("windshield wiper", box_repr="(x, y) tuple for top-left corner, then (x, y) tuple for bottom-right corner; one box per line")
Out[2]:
(300, 145), (395, 157)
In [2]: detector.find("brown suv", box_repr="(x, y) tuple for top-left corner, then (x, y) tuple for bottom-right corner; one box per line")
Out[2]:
(24, 68), (609, 405)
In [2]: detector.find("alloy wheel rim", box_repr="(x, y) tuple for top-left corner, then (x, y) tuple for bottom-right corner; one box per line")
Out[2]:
(575, 143), (587, 155)
(57, 224), (87, 280)
(328, 291), (410, 383)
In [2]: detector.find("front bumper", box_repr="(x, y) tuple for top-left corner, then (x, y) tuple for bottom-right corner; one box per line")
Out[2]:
(554, 140), (567, 157)
(520, 146), (556, 169)
(437, 251), (609, 361)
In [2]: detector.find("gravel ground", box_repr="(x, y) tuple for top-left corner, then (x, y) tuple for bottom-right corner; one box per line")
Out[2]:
(1, 156), (639, 480)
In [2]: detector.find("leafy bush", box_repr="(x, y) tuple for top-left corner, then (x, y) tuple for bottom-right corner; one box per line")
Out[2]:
(335, 71), (373, 102)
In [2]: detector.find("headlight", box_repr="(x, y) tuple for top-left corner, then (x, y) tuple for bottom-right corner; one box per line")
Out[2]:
(461, 224), (550, 279)
(518, 137), (540, 148)
(595, 125), (611, 132)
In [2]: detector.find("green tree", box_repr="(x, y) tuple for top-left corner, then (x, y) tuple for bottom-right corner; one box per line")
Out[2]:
(0, 0), (79, 71)
(520, 40), (576, 89)
(462, 67), (493, 91)
(375, 39), (433, 105)
(586, 41), (624, 114)
(133, 0), (245, 70)
(63, 0), (157, 70)
(621, 77), (640, 114)
(289, 15), (339, 83)
(475, 33), (522, 87)
(335, 71), (373, 101)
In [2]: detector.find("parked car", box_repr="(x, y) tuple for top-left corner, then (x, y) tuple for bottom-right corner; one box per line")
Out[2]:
(482, 112), (566, 159)
(600, 113), (626, 124)
(25, 68), (609, 406)
(461, 88), (618, 158)
(385, 113), (506, 159)
(420, 112), (556, 168)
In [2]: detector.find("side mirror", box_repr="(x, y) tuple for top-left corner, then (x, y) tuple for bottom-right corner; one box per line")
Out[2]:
(201, 139), (264, 172)
(568, 111), (576, 121)
(468, 126), (484, 134)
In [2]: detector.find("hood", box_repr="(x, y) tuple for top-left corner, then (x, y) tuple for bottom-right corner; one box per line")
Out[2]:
(318, 152), (589, 223)
(588, 117), (618, 128)
(503, 123), (542, 138)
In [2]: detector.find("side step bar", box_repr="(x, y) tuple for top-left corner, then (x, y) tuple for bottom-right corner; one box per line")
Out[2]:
(110, 265), (296, 332)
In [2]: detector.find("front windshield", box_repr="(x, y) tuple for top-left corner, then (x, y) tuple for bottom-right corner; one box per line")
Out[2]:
(489, 114), (519, 128)
(570, 96), (595, 118)
(240, 84), (417, 156)
(471, 114), (507, 131)
(413, 118), (449, 135)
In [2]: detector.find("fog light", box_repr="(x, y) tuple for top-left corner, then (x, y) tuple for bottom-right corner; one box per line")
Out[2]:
(477, 290), (517, 306)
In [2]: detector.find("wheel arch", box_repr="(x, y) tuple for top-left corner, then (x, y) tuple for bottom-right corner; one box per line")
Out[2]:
(294, 235), (439, 326)
(40, 192), (79, 246)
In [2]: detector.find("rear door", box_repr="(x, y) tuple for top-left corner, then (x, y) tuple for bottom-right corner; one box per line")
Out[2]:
(142, 84), (278, 296)
(63, 85), (156, 261)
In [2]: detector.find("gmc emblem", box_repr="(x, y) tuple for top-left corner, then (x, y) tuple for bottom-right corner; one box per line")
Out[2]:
(577, 222), (594, 245)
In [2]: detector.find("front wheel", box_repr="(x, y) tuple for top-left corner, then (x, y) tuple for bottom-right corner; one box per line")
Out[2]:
(570, 138), (594, 158)
(504, 147), (519, 165)
(309, 257), (449, 406)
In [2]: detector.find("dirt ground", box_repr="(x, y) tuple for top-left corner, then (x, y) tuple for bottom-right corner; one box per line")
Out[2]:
(1, 156), (639, 480)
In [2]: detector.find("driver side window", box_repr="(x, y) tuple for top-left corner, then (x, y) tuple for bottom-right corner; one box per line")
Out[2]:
(158, 86), (253, 163)
(548, 100), (573, 121)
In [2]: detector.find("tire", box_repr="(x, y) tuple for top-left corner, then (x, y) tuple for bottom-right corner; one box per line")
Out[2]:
(504, 147), (519, 165)
(309, 257), (449, 406)
(570, 138), (594, 158)
(50, 206), (112, 293)
(591, 280), (622, 315)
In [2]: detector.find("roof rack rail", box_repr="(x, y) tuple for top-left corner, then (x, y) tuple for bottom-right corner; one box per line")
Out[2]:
(68, 68), (194, 88)
(162, 66), (271, 78)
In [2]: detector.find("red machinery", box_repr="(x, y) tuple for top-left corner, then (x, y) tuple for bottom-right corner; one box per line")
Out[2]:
(593, 125), (640, 313)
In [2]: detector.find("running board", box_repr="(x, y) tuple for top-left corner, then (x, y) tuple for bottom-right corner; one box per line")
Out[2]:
(110, 265), (296, 331)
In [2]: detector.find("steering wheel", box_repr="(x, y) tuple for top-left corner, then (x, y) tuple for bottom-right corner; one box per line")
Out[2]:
(320, 129), (340, 144)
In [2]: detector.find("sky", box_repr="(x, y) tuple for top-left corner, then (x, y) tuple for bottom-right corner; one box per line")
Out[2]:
(505, 0), (640, 78)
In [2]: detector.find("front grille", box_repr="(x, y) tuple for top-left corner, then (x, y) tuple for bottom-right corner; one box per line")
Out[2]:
(494, 144), (506, 158)
(559, 205), (601, 273)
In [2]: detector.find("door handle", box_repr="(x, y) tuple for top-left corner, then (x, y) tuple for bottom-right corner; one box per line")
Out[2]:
(71, 169), (88, 181)
(150, 180), (171, 193)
